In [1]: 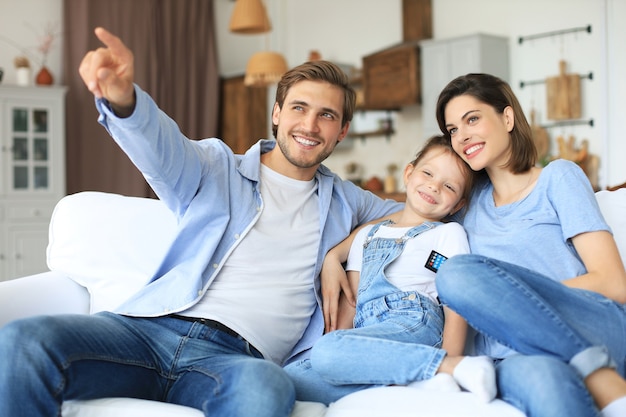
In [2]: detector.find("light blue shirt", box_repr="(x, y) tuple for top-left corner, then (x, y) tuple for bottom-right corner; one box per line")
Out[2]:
(95, 85), (403, 362)
(462, 159), (610, 358)
(463, 159), (609, 281)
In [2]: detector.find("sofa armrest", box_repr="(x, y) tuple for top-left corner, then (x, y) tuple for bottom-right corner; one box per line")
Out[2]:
(0, 272), (90, 327)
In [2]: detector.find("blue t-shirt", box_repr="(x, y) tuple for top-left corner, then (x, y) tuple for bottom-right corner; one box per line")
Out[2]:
(464, 159), (609, 282)
(461, 159), (610, 358)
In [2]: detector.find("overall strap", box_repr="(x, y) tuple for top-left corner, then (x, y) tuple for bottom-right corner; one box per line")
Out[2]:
(405, 221), (443, 239)
(363, 219), (394, 247)
(363, 220), (442, 247)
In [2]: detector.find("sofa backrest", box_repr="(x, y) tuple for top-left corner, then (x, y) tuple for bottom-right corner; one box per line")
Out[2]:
(46, 189), (626, 314)
(595, 189), (626, 266)
(47, 191), (178, 313)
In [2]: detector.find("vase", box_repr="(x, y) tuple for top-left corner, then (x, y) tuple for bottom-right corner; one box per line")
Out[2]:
(16, 67), (31, 86)
(36, 66), (54, 85)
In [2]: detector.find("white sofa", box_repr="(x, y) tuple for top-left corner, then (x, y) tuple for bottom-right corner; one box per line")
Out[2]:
(1, 189), (625, 417)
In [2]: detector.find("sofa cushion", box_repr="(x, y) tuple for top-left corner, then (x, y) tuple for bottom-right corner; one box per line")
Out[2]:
(47, 192), (178, 313)
(62, 398), (327, 417)
(325, 386), (525, 417)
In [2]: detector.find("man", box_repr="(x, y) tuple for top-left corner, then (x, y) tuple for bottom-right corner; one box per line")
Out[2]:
(0, 28), (402, 417)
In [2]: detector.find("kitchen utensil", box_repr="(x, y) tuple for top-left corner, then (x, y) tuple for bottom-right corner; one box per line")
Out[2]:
(546, 60), (581, 120)
(530, 109), (550, 163)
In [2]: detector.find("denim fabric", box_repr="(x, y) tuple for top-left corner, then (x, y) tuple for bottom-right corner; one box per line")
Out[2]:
(437, 254), (626, 417)
(0, 312), (294, 417)
(285, 221), (447, 405)
(496, 355), (599, 417)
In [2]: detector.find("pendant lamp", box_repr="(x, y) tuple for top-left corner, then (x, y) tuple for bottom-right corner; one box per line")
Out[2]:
(229, 0), (271, 34)
(244, 50), (288, 87)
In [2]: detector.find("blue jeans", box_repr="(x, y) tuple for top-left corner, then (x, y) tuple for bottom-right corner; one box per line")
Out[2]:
(0, 312), (295, 417)
(285, 291), (445, 404)
(437, 254), (626, 417)
(285, 221), (446, 405)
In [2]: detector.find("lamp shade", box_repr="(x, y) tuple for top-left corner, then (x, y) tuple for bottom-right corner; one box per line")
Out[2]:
(229, 0), (271, 34)
(244, 51), (288, 87)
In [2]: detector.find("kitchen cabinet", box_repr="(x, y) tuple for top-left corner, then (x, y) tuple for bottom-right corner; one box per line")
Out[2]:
(361, 41), (421, 110)
(219, 75), (268, 154)
(356, 0), (432, 111)
(0, 85), (66, 281)
(420, 34), (509, 137)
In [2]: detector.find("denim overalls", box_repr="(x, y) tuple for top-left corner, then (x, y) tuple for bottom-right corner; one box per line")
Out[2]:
(284, 220), (452, 404)
(353, 220), (444, 331)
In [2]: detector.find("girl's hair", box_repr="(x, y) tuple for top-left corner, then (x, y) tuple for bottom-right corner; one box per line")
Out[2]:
(409, 135), (475, 208)
(435, 73), (536, 173)
(272, 60), (356, 138)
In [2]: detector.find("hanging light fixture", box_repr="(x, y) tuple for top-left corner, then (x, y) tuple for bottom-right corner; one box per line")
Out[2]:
(244, 50), (288, 87)
(229, 0), (288, 86)
(229, 0), (271, 34)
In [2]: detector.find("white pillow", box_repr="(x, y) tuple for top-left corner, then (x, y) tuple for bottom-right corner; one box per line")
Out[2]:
(47, 192), (178, 313)
(62, 398), (202, 417)
(596, 189), (626, 266)
(325, 387), (524, 417)
(62, 398), (326, 417)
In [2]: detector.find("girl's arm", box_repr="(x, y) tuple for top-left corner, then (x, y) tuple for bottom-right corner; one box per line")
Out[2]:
(564, 230), (626, 304)
(441, 306), (468, 356)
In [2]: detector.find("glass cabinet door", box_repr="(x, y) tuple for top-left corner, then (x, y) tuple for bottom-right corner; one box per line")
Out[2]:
(9, 106), (51, 192)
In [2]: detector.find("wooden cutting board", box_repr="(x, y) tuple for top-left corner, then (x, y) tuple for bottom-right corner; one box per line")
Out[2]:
(530, 109), (549, 163)
(546, 60), (581, 120)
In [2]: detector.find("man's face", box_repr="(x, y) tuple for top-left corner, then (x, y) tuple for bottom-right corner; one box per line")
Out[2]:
(270, 80), (349, 180)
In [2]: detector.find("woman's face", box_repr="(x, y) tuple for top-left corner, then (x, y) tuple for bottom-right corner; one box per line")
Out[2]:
(443, 94), (514, 172)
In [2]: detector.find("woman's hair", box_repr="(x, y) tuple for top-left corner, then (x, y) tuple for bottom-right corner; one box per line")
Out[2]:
(272, 60), (356, 138)
(409, 135), (476, 208)
(435, 73), (536, 173)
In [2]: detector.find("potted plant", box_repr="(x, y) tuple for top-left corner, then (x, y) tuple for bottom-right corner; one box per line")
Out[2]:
(14, 56), (31, 86)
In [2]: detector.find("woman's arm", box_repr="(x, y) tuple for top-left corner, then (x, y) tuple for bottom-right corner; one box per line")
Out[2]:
(564, 230), (626, 304)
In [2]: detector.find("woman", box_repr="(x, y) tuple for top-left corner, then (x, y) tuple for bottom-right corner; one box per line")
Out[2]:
(434, 73), (626, 417)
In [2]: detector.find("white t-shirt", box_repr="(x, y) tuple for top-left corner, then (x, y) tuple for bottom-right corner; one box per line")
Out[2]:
(182, 165), (319, 364)
(346, 222), (469, 303)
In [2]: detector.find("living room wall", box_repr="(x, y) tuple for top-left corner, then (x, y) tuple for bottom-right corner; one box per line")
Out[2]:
(214, 0), (626, 190)
(1, 0), (624, 188)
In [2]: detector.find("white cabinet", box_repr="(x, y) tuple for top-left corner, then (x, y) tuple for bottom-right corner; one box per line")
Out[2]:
(0, 85), (66, 281)
(420, 34), (510, 137)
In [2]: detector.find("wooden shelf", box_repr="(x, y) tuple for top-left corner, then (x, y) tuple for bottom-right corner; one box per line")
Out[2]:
(372, 191), (406, 202)
(347, 129), (395, 140)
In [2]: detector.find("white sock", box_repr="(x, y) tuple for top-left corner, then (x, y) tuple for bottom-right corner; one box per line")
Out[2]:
(452, 356), (497, 402)
(601, 396), (626, 417)
(407, 373), (461, 393)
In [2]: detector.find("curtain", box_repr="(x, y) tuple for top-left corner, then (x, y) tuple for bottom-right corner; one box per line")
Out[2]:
(62, 0), (219, 197)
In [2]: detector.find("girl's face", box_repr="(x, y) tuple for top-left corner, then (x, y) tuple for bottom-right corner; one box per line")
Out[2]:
(443, 94), (514, 172)
(403, 148), (467, 222)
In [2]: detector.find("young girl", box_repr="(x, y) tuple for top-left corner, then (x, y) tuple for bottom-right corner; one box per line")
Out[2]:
(285, 135), (497, 405)
(435, 73), (626, 417)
